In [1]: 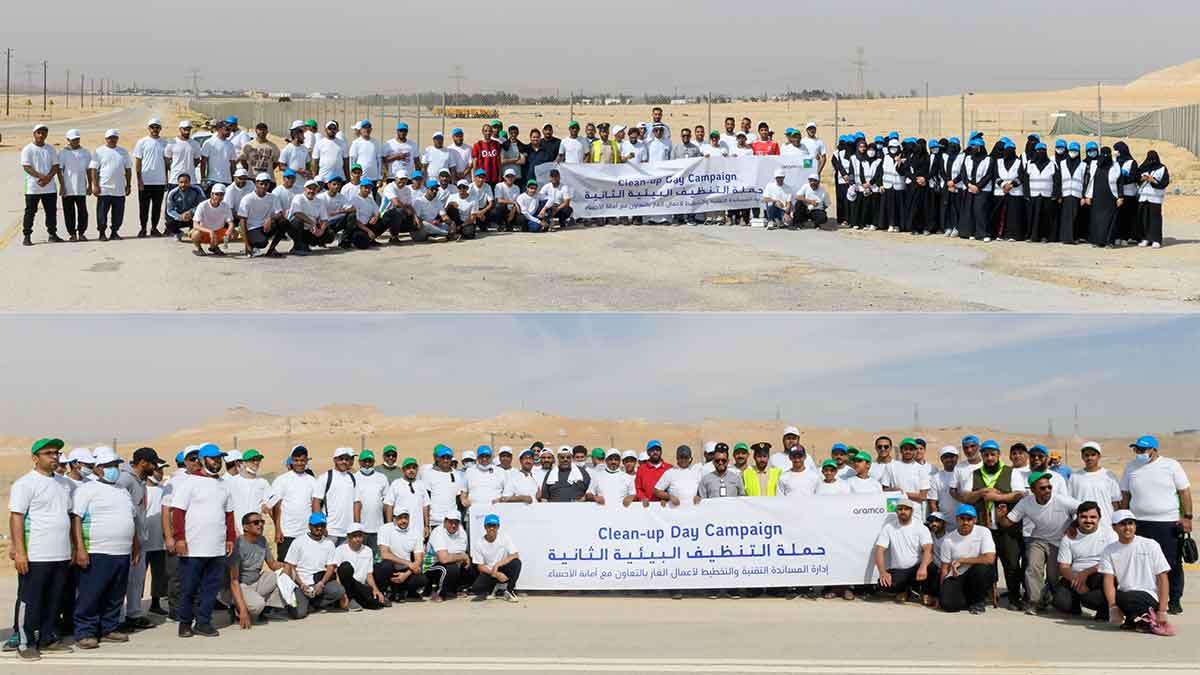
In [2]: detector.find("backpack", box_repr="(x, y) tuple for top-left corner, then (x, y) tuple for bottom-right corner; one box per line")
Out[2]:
(320, 470), (355, 513)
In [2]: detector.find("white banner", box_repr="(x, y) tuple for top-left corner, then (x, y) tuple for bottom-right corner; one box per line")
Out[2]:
(534, 156), (814, 217)
(476, 494), (897, 590)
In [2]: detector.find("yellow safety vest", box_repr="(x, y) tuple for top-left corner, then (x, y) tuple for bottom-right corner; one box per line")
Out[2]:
(742, 467), (781, 496)
(591, 139), (621, 163)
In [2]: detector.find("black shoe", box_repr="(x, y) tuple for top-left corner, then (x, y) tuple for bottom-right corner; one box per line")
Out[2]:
(193, 623), (219, 637)
(178, 623), (193, 638)
(22, 235), (32, 246)
(98, 231), (108, 241)
(77, 232), (88, 241)
(150, 227), (163, 238)
(167, 609), (178, 622)
(968, 602), (986, 615)
(1168, 600), (1182, 615)
(109, 232), (122, 241)
(264, 250), (284, 258)
(148, 602), (167, 616)
(291, 247), (311, 256)
(47, 234), (65, 243)
(138, 228), (147, 238)
(125, 615), (154, 630)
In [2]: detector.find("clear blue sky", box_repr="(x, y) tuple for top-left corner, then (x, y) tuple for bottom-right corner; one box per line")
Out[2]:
(0, 313), (1193, 440)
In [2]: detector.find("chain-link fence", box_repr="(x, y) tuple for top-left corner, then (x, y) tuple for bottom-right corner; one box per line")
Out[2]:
(1050, 104), (1200, 157)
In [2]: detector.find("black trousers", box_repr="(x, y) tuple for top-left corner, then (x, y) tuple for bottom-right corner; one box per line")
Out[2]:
(1137, 202), (1163, 244)
(146, 549), (167, 599)
(62, 196), (89, 235)
(1137, 520), (1183, 604)
(885, 563), (921, 594)
(335, 562), (384, 609)
(1052, 573), (1107, 617)
(246, 222), (287, 251)
(372, 560), (429, 598)
(835, 182), (848, 222)
(939, 563), (997, 612)
(15, 560), (68, 648)
(138, 185), (167, 227)
(97, 196), (126, 233)
(470, 559), (522, 596)
(277, 537), (296, 563)
(23, 193), (57, 237)
(991, 526), (1023, 601)
(444, 204), (478, 240)
(792, 202), (828, 227)
(1115, 590), (1159, 626)
(922, 561), (941, 598)
(426, 561), (476, 599)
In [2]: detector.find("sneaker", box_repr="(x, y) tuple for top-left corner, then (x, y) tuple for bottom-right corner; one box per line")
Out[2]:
(968, 602), (986, 615)
(671, 591), (684, 600)
(3, 633), (19, 652)
(125, 616), (154, 630)
(17, 647), (40, 661)
(178, 623), (193, 638)
(982, 237), (992, 242)
(707, 590), (720, 600)
(1168, 600), (1182, 615)
(1151, 242), (1161, 249)
(138, 228), (147, 238)
(1115, 239), (1126, 246)
(1138, 240), (1149, 247)
(192, 623), (219, 638)
(40, 641), (73, 654)
(503, 591), (519, 603)
(347, 600), (363, 612)
(109, 232), (122, 241)
(75, 637), (99, 650)
(101, 631), (130, 643)
(167, 609), (178, 623)
(728, 590), (741, 599)
(48, 234), (65, 243)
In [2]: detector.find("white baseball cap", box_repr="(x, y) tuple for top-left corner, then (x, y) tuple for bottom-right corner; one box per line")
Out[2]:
(67, 448), (94, 464)
(65, 129), (81, 140)
(32, 123), (48, 133)
(224, 450), (243, 463)
(462, 449), (477, 461)
(606, 448), (621, 458)
(498, 446), (513, 455)
(621, 450), (638, 460)
(503, 168), (517, 177)
(805, 121), (817, 129)
(704, 441), (717, 454)
(211, 183), (227, 194)
(104, 129), (120, 138)
(783, 426), (800, 438)
(348, 522), (365, 534)
(234, 168), (250, 178)
(325, 120), (339, 129)
(351, 120), (362, 130)
(304, 179), (320, 189)
(290, 119), (305, 130)
(1080, 441), (1102, 454)
(332, 447), (355, 459)
(147, 117), (162, 127)
(1111, 509), (1136, 523)
(612, 124), (626, 134)
(896, 498), (918, 510)
(92, 446), (122, 465)
(638, 451), (649, 462)
(773, 169), (786, 178)
(939, 445), (959, 457)
(432, 131), (444, 138)
(179, 120), (192, 129)
(254, 172), (271, 182)
(557, 445), (573, 455)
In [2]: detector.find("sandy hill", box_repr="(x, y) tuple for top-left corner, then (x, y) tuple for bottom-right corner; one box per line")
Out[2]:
(1125, 58), (1200, 92)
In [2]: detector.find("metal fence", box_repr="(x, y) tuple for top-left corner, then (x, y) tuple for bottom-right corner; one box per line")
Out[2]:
(1050, 104), (1200, 156)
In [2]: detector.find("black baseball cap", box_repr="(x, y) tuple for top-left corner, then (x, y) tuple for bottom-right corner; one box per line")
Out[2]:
(132, 447), (161, 465)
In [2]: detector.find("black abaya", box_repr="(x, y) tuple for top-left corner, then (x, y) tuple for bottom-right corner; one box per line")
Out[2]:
(1087, 159), (1119, 246)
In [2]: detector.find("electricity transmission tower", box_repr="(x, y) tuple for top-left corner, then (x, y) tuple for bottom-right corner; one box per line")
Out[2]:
(852, 47), (867, 97)
(451, 64), (466, 101)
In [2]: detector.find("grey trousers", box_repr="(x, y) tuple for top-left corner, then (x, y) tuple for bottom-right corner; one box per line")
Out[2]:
(122, 549), (147, 620)
(220, 574), (284, 617)
(291, 573), (345, 619)
(1024, 539), (1060, 607)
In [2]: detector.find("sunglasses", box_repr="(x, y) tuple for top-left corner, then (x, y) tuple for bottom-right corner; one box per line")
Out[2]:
(713, 458), (728, 464)
(876, 445), (891, 450)
(246, 519), (264, 526)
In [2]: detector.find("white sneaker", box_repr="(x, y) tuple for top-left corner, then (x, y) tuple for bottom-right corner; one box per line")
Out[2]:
(1138, 240), (1149, 247)
(950, 229), (958, 237)
(889, 226), (898, 233)
(866, 225), (876, 231)
(983, 237), (992, 242)
(1151, 242), (1161, 249)
(503, 590), (519, 603)
(969, 236), (976, 241)
(1115, 239), (1126, 246)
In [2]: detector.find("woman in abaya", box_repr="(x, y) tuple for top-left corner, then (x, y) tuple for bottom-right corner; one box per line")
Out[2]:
(849, 138), (882, 230)
(1112, 141), (1140, 245)
(832, 136), (855, 226)
(1084, 146), (1121, 247)
(993, 140), (1027, 241)
(1025, 142), (1059, 243)
(987, 140), (1007, 235)
(1057, 141), (1086, 243)
(879, 139), (905, 232)
(941, 137), (965, 237)
(1135, 150), (1169, 248)
(1078, 141), (1100, 241)
(1023, 134), (1041, 165)
(903, 139), (933, 234)
(960, 138), (995, 241)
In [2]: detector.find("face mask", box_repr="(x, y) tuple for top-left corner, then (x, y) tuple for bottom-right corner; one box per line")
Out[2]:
(930, 148), (939, 155)
(80, 466), (94, 477)
(574, 460), (587, 468)
(1133, 452), (1151, 464)
(360, 467), (374, 475)
(203, 462), (220, 477)
(866, 149), (876, 158)
(102, 467), (120, 483)
(1069, 151), (1079, 159)
(1087, 151), (1097, 159)
(244, 466), (258, 476)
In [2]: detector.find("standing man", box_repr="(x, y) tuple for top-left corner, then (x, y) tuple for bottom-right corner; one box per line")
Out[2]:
(448, 128), (472, 180)
(462, 446), (506, 511)
(312, 121), (349, 185)
(384, 123), (418, 183)
(170, 444), (235, 638)
(424, 446), (462, 532)
(540, 446), (592, 502)
(383, 457), (429, 537)
(587, 449), (636, 507)
(164, 120), (201, 189)
(238, 123), (280, 188)
(20, 124), (61, 246)
(777, 444), (820, 497)
(634, 441), (672, 504)
(999, 471), (1081, 614)
(653, 446), (704, 508)
(354, 451), (388, 553)
(278, 123), (311, 180)
(501, 449), (541, 504)
(1120, 435), (1191, 615)
(376, 446), (404, 485)
(133, 118), (169, 237)
(348, 121), (382, 193)
(58, 129), (92, 241)
(873, 498), (933, 603)
(10, 438), (74, 660)
(929, 446), (962, 517)
(557, 121), (588, 164)
(743, 443), (783, 497)
(70, 446), (137, 650)
(885, 438), (932, 521)
(267, 445), (317, 562)
(200, 122), (237, 193)
(116, 447), (159, 633)
(1069, 442), (1122, 525)
(801, 122), (828, 176)
(225, 449), (270, 536)
(471, 124), (503, 185)
(961, 439), (1025, 610)
(470, 514), (521, 603)
(1101, 510), (1175, 634)
(89, 130), (133, 241)
(313, 448), (361, 546)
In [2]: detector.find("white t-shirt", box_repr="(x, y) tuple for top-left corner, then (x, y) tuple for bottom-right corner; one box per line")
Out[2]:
(165, 137), (202, 183)
(21, 143), (59, 195)
(145, 482), (165, 552)
(1007, 493), (1081, 542)
(201, 136), (236, 184)
(272, 184), (304, 215)
(885, 461), (932, 518)
(313, 136), (348, 182)
(238, 192), (280, 230)
(777, 469), (820, 498)
(445, 192), (476, 219)
(287, 193), (326, 224)
(952, 460), (984, 493)
(383, 478), (429, 526)
(654, 465), (704, 507)
(463, 465), (506, 507)
(267, 470), (318, 538)
(646, 137), (671, 163)
(1069, 469), (1123, 523)
(1120, 457), (1190, 522)
(493, 181), (521, 204)
(588, 469), (635, 505)
(780, 143), (808, 160)
(355, 470), (390, 534)
(315, 470), (359, 537)
(424, 469), (462, 522)
(230, 130), (253, 153)
(72, 480), (136, 555)
(1099, 536), (1171, 602)
(814, 479), (851, 496)
(845, 475), (883, 494)
(939, 525), (996, 576)
(58, 147), (92, 196)
(929, 470), (962, 518)
(801, 136), (827, 158)
(472, 532), (518, 567)
(193, 199), (234, 231)
(349, 137), (383, 181)
(762, 181), (795, 204)
(279, 143), (309, 174)
(428, 524), (468, 557)
(222, 181), (253, 215)
(9, 471), (73, 562)
(381, 181), (413, 213)
(317, 191), (350, 218)
(225, 474), (270, 535)
(620, 140), (647, 164)
(515, 192), (540, 218)
(868, 462), (890, 482)
(502, 470), (540, 500)
(1057, 527), (1118, 572)
(796, 184), (832, 209)
(377, 523), (422, 561)
(412, 193), (444, 224)
(538, 182), (572, 207)
(303, 129), (316, 153)
(875, 517), (933, 570)
(700, 143), (729, 157)
(468, 183), (494, 210)
(348, 193), (378, 224)
(768, 453), (817, 472)
(132, 136), (168, 185)
(448, 144), (472, 174)
(90, 146), (133, 196)
(171, 474), (233, 558)
(559, 137), (587, 164)
(333, 542), (375, 583)
(284, 534), (335, 579)
(421, 146), (454, 179)
(383, 138), (418, 179)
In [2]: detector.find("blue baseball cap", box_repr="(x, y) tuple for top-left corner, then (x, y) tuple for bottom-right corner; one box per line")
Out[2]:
(873, 135), (884, 143)
(1085, 141), (1098, 151)
(519, 448), (535, 458)
(1068, 141), (1081, 151)
(476, 445), (493, 456)
(1000, 136), (1012, 145)
(887, 131), (899, 139)
(1003, 140), (1016, 149)
(1029, 444), (1049, 455)
(411, 170), (423, 179)
(949, 137), (961, 146)
(359, 177), (373, 187)
(962, 435), (979, 445)
(647, 440), (662, 450)
(955, 504), (978, 519)
(282, 168), (297, 178)
(831, 442), (848, 453)
(473, 169), (486, 177)
(483, 514), (500, 527)
(970, 131), (984, 139)
(451, 127), (463, 135)
(425, 179), (440, 189)
(1055, 139), (1067, 149)
(225, 116), (238, 124)
(902, 136), (916, 144)
(969, 138), (985, 148)
(1029, 133), (1041, 140)
(928, 140), (939, 149)
(1035, 142), (1047, 150)
(174, 451), (185, 465)
(360, 119), (371, 128)
(980, 439), (1000, 451)
(327, 175), (344, 184)
(434, 444), (453, 458)
(396, 122), (409, 131)
(308, 512), (327, 526)
(197, 442), (225, 459)
(854, 131), (866, 139)
(1130, 435), (1158, 450)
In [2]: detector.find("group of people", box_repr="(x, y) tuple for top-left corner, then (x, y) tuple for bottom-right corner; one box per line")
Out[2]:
(22, 109), (1171, 255)
(8, 427), (1190, 659)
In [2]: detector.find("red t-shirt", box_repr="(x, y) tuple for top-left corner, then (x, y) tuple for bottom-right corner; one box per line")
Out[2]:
(472, 139), (502, 183)
(634, 461), (674, 501)
(751, 140), (780, 156)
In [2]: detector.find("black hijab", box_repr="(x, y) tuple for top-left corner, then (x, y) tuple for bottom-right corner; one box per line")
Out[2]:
(1032, 145), (1050, 171)
(1113, 141), (1132, 163)
(1141, 150), (1162, 174)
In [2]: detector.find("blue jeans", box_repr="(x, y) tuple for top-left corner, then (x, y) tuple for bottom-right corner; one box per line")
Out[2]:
(97, 195), (126, 232)
(765, 203), (786, 223)
(177, 556), (224, 626)
(74, 553), (129, 640)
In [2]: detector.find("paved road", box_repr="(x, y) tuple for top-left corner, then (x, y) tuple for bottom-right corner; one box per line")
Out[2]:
(1, 573), (1196, 673)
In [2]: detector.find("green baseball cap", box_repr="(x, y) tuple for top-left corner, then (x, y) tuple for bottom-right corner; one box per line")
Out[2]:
(568, 120), (580, 128)
(847, 446), (860, 456)
(31, 437), (64, 455)
(900, 437), (918, 448)
(490, 119), (502, 127)
(852, 452), (872, 464)
(382, 445), (398, 454)
(241, 449), (264, 461)
(350, 163), (363, 171)
(1027, 470), (1052, 487)
(359, 450), (375, 461)
(591, 448), (605, 459)
(821, 459), (838, 469)
(306, 119), (317, 127)
(402, 457), (418, 467)
(733, 442), (749, 452)
(531, 441), (544, 450)
(526, 179), (538, 187)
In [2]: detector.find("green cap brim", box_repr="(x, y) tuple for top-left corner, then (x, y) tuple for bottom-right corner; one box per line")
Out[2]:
(241, 449), (264, 461)
(31, 437), (64, 455)
(359, 450), (375, 461)
(402, 457), (418, 467)
(733, 443), (748, 451)
(383, 445), (397, 453)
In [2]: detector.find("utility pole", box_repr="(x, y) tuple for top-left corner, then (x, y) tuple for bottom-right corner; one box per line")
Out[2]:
(188, 68), (200, 100)
(79, 74), (83, 112)
(852, 46), (867, 98)
(1073, 403), (1079, 438)
(4, 48), (11, 116)
(65, 68), (69, 108)
(960, 93), (966, 143)
(924, 81), (929, 112)
(1096, 81), (1103, 148)
(834, 92), (839, 141)
(913, 403), (920, 430)
(451, 64), (465, 101)
(41, 60), (47, 112)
